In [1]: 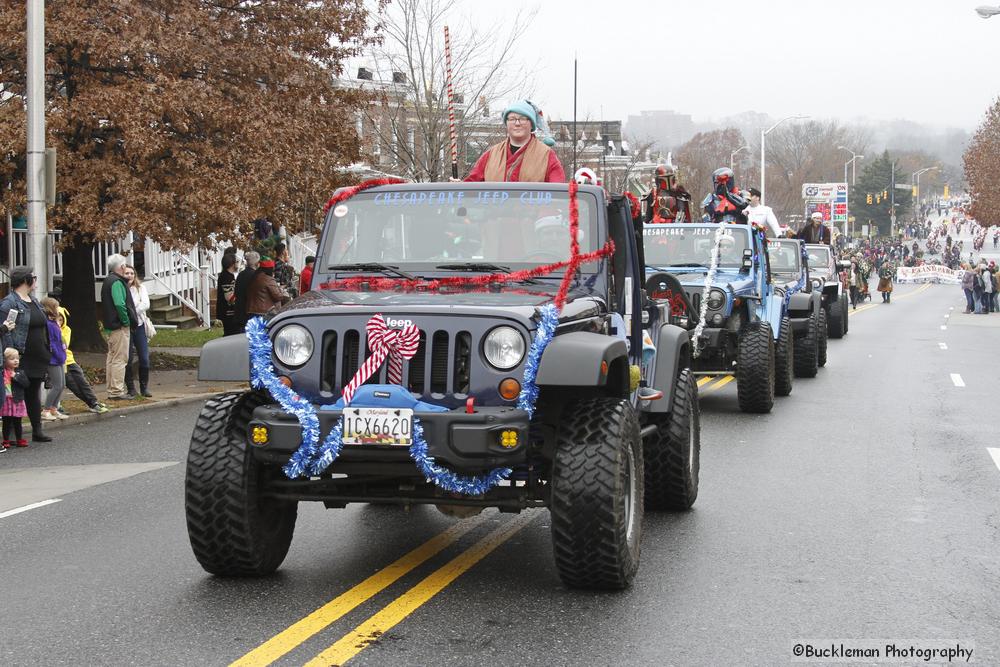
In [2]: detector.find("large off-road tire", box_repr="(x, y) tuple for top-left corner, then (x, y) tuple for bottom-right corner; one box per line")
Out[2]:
(827, 295), (846, 339)
(817, 307), (829, 368)
(736, 321), (775, 414)
(185, 391), (297, 576)
(774, 316), (794, 397)
(643, 369), (700, 511)
(551, 398), (643, 590)
(842, 293), (850, 334)
(794, 313), (819, 378)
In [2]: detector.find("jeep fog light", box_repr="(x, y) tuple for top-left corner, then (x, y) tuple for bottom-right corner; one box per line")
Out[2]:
(250, 425), (269, 445)
(274, 325), (313, 366)
(711, 313), (724, 325)
(484, 326), (525, 370)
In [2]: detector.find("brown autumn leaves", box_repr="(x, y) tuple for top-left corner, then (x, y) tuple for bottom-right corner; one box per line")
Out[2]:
(964, 98), (1000, 227)
(0, 0), (381, 249)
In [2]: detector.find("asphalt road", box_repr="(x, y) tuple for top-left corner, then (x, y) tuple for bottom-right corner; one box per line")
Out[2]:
(2, 281), (998, 667)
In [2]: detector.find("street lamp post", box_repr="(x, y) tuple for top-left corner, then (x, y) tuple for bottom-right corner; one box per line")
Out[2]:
(26, 0), (48, 297)
(837, 146), (864, 185)
(730, 145), (748, 172)
(760, 115), (808, 206)
(912, 166), (937, 223)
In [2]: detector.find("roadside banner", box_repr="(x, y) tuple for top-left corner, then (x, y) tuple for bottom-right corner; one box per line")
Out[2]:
(895, 264), (964, 284)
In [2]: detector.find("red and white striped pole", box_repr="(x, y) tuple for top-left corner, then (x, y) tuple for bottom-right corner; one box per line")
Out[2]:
(444, 25), (458, 180)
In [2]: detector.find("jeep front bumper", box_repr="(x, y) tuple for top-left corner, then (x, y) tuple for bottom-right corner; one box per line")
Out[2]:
(248, 404), (529, 473)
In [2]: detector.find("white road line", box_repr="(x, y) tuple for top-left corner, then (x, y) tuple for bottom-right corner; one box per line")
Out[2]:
(0, 498), (62, 519)
(940, 325), (947, 330)
(988, 448), (1000, 474)
(950, 307), (955, 311)
(939, 342), (948, 350)
(950, 373), (965, 387)
(944, 314), (950, 319)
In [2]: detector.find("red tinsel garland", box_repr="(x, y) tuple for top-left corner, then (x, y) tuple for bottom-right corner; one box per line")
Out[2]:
(623, 191), (640, 220)
(317, 178), (614, 311)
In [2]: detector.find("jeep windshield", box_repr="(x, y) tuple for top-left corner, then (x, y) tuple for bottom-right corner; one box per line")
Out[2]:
(767, 241), (801, 276)
(322, 188), (601, 275)
(806, 246), (833, 277)
(643, 224), (751, 270)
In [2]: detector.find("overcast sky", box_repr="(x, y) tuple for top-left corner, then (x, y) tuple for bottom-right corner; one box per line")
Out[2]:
(456, 0), (999, 130)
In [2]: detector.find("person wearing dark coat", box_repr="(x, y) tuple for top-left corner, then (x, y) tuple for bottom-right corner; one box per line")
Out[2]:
(796, 212), (832, 245)
(0, 266), (53, 442)
(216, 254), (241, 336)
(232, 251), (260, 333)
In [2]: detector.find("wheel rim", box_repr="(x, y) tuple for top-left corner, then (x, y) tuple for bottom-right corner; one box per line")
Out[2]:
(624, 441), (638, 544)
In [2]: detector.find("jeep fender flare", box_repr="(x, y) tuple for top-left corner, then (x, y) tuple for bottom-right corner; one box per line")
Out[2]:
(640, 323), (690, 414)
(536, 332), (628, 392)
(787, 291), (812, 316)
(198, 334), (250, 382)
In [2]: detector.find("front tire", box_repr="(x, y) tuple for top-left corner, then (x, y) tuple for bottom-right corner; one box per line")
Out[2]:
(736, 321), (775, 414)
(643, 369), (700, 511)
(817, 307), (829, 368)
(774, 316), (794, 397)
(827, 296), (846, 339)
(185, 391), (297, 576)
(551, 398), (643, 590)
(793, 312), (819, 378)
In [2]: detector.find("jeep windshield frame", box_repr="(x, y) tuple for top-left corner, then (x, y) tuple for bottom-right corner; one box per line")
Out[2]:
(317, 184), (605, 280)
(642, 223), (753, 271)
(767, 239), (803, 277)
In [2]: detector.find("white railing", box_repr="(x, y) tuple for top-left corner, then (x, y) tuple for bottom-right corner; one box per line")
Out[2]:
(6, 227), (312, 328)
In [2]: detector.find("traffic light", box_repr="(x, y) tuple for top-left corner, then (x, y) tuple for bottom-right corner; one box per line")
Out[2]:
(882, 189), (888, 199)
(867, 193), (872, 205)
(876, 195), (881, 204)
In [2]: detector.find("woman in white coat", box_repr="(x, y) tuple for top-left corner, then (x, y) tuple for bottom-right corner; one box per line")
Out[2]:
(123, 265), (154, 397)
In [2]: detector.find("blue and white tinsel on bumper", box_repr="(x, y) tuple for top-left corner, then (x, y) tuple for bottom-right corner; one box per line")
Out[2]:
(245, 309), (557, 495)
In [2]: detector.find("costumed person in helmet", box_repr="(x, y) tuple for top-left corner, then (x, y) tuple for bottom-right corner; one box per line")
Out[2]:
(643, 160), (693, 224)
(701, 167), (749, 223)
(744, 187), (782, 238)
(465, 100), (565, 183)
(797, 212), (832, 244)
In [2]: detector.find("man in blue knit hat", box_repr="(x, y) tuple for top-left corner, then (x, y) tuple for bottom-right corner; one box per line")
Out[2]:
(465, 100), (565, 183)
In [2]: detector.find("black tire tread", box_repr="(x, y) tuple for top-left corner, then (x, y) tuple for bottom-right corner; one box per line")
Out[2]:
(774, 316), (794, 397)
(185, 391), (297, 576)
(827, 295), (846, 339)
(793, 312), (819, 378)
(736, 321), (775, 413)
(817, 307), (829, 368)
(550, 398), (643, 590)
(644, 369), (700, 511)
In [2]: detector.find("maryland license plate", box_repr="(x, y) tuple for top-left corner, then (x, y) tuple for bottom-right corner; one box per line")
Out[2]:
(342, 407), (414, 446)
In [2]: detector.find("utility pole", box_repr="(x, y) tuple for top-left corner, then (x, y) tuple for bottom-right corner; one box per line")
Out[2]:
(26, 0), (49, 297)
(889, 160), (896, 237)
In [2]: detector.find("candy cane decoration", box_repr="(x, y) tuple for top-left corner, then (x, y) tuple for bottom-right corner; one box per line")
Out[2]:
(341, 314), (420, 406)
(444, 25), (458, 179)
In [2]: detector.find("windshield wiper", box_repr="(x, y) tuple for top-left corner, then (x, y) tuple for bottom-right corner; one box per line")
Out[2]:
(436, 262), (512, 272)
(329, 263), (416, 280)
(435, 263), (539, 284)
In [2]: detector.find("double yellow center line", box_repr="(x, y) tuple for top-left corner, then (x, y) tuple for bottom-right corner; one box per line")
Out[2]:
(697, 375), (734, 393)
(231, 512), (536, 666)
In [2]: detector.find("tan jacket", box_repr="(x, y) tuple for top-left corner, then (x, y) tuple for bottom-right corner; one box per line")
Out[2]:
(246, 271), (290, 315)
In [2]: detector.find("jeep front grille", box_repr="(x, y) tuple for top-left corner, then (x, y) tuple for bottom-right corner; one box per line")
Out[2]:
(323, 327), (473, 397)
(686, 290), (702, 313)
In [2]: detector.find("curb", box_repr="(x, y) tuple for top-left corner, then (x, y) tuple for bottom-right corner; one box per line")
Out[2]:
(38, 392), (224, 431)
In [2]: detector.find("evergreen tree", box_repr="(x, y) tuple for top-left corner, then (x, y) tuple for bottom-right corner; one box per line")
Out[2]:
(849, 151), (911, 236)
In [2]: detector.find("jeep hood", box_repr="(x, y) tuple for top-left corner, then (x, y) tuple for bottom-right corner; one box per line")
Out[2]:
(667, 269), (754, 293)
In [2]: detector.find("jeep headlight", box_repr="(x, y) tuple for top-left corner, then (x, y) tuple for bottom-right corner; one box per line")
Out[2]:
(484, 326), (525, 370)
(273, 325), (313, 367)
(707, 288), (726, 310)
(811, 278), (823, 289)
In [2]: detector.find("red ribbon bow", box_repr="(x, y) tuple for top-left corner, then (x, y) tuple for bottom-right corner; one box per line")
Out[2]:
(341, 314), (421, 406)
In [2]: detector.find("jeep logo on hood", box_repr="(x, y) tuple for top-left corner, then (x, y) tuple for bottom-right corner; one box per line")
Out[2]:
(385, 317), (413, 329)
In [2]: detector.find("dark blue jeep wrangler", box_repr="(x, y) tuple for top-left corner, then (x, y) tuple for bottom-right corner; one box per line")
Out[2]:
(186, 182), (699, 590)
(643, 222), (791, 412)
(767, 238), (828, 378)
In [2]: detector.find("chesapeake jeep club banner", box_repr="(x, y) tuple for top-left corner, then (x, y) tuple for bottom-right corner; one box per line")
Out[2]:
(895, 264), (964, 284)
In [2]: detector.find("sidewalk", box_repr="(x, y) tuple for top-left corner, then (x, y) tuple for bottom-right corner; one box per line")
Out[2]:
(41, 348), (246, 431)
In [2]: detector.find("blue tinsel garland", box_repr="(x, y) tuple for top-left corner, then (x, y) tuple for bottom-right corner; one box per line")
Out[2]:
(245, 309), (557, 495)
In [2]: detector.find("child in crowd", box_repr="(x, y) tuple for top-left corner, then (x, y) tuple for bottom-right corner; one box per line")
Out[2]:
(59, 306), (108, 414)
(1, 347), (30, 449)
(41, 297), (68, 421)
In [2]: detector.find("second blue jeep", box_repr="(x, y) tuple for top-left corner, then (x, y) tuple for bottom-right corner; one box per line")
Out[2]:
(643, 222), (790, 413)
